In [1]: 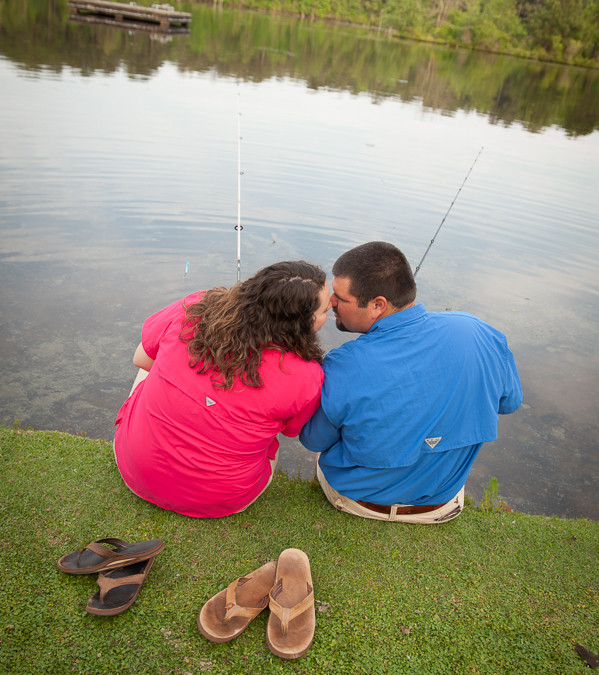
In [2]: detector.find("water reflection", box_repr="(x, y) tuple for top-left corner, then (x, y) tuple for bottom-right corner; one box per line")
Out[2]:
(0, 2), (598, 520)
(1, 0), (598, 135)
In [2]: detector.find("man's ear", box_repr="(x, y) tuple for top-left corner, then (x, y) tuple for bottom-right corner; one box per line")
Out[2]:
(370, 296), (389, 320)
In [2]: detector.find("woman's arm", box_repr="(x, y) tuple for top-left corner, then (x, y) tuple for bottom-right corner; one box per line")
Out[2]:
(133, 342), (155, 372)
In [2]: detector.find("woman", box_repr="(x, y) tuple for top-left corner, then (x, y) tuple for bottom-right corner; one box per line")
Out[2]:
(114, 261), (330, 518)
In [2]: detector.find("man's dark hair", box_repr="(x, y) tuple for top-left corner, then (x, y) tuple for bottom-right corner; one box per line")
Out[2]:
(332, 241), (416, 309)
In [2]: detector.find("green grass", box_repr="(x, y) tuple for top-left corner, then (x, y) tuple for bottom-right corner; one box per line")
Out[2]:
(1, 426), (597, 674)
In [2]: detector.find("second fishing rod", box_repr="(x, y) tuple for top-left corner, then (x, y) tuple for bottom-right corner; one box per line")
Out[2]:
(233, 97), (482, 283)
(414, 146), (484, 278)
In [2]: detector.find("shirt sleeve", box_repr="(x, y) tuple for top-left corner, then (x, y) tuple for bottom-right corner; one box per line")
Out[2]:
(299, 403), (340, 452)
(499, 346), (523, 414)
(141, 293), (201, 360)
(279, 363), (324, 437)
(281, 389), (323, 438)
(298, 348), (344, 452)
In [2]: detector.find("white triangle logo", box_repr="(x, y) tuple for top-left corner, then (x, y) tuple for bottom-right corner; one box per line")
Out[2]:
(206, 397), (216, 407)
(425, 437), (442, 449)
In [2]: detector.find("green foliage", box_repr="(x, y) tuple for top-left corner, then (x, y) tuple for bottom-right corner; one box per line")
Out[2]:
(1, 427), (598, 674)
(205, 0), (599, 66)
(581, 0), (599, 58)
(479, 476), (511, 512)
(437, 0), (526, 50)
(525, 0), (585, 54)
(3, 0), (597, 66)
(380, 0), (426, 37)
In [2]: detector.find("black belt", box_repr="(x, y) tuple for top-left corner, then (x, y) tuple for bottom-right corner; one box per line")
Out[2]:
(355, 499), (449, 515)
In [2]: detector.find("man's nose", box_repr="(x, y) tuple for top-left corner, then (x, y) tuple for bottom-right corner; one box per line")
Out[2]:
(330, 294), (337, 307)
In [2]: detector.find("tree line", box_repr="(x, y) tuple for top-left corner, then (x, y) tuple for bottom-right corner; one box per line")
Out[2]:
(215, 0), (599, 67)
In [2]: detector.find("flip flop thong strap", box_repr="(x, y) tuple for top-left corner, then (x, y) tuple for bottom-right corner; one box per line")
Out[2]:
(222, 576), (268, 623)
(75, 538), (129, 565)
(97, 572), (146, 603)
(269, 580), (314, 635)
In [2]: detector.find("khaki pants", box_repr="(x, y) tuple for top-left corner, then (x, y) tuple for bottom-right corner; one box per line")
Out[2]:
(316, 462), (463, 524)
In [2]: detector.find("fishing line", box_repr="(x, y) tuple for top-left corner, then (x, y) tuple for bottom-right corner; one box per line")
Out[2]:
(185, 89), (244, 282)
(235, 86), (243, 283)
(413, 146), (484, 278)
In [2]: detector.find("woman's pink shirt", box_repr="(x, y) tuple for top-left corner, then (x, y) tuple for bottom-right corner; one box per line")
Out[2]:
(114, 292), (324, 518)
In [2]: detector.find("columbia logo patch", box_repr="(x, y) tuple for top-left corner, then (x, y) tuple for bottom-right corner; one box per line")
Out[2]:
(205, 397), (216, 407)
(425, 437), (442, 449)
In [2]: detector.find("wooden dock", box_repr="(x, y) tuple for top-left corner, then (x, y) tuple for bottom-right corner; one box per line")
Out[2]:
(69, 1), (191, 31)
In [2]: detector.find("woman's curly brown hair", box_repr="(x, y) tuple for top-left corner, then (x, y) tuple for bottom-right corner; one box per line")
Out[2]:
(180, 261), (326, 390)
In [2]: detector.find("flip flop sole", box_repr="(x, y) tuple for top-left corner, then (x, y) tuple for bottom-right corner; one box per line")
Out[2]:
(57, 538), (164, 574)
(266, 634), (314, 660)
(266, 548), (315, 660)
(198, 561), (276, 643)
(86, 558), (155, 616)
(197, 591), (248, 643)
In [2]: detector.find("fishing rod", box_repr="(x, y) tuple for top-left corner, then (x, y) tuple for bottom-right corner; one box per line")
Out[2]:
(185, 90), (244, 282)
(413, 146), (484, 278)
(235, 87), (243, 283)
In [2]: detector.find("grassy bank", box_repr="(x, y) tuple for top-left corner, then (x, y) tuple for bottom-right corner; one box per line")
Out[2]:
(1, 426), (597, 673)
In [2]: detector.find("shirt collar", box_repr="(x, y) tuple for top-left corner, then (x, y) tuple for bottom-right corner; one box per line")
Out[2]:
(368, 302), (427, 333)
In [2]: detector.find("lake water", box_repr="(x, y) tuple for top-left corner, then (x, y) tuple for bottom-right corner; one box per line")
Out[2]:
(1, 1), (598, 519)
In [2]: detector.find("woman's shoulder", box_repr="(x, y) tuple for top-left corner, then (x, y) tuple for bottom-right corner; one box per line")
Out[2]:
(146, 291), (205, 322)
(262, 349), (324, 379)
(257, 351), (323, 414)
(182, 290), (206, 307)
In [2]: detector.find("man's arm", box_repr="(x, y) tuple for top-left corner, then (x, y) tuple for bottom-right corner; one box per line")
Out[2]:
(299, 404), (340, 452)
(499, 347), (523, 414)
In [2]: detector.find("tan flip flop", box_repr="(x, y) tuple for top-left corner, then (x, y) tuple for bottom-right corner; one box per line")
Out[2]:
(266, 548), (315, 660)
(197, 561), (277, 643)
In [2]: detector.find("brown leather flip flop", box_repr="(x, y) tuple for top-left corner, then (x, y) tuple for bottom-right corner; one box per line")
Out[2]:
(266, 548), (315, 660)
(197, 561), (277, 643)
(86, 557), (156, 616)
(57, 537), (164, 574)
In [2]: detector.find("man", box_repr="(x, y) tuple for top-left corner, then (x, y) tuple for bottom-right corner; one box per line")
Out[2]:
(300, 242), (522, 524)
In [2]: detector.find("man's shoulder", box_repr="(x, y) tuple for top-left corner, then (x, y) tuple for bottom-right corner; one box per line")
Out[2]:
(428, 309), (481, 323)
(428, 309), (505, 334)
(325, 337), (362, 359)
(322, 338), (364, 374)
(424, 312), (511, 366)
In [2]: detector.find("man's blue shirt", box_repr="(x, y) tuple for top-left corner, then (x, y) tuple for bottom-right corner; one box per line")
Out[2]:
(300, 303), (522, 505)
